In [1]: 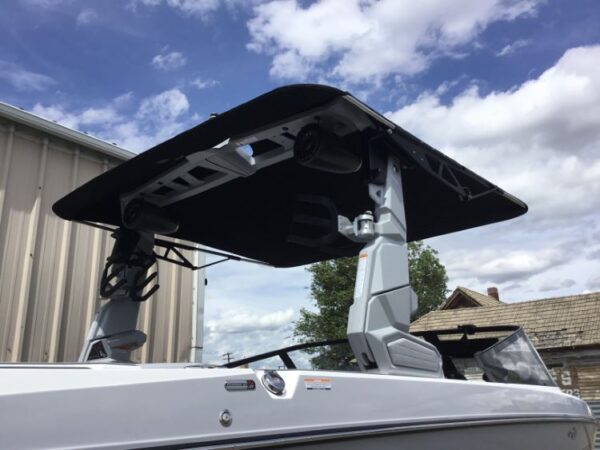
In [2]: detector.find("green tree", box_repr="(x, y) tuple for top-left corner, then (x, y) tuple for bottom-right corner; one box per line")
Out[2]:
(408, 241), (449, 319)
(294, 242), (448, 369)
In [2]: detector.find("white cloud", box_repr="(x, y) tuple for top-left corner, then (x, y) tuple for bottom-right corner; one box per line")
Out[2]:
(446, 247), (570, 284)
(393, 46), (600, 298)
(203, 307), (297, 364)
(32, 104), (122, 129)
(112, 91), (135, 107)
(131, 0), (162, 6)
(20, 0), (69, 7)
(137, 88), (189, 122)
(247, 0), (541, 83)
(388, 46), (600, 223)
(269, 50), (313, 80)
(496, 38), (530, 56)
(76, 8), (98, 26)
(165, 0), (220, 15)
(0, 60), (56, 92)
(29, 88), (192, 152)
(588, 274), (600, 291)
(79, 106), (121, 125)
(539, 279), (576, 292)
(190, 77), (220, 89)
(207, 308), (294, 335)
(199, 261), (310, 363)
(151, 51), (187, 71)
(31, 104), (80, 129)
(106, 89), (191, 150)
(130, 0), (246, 17)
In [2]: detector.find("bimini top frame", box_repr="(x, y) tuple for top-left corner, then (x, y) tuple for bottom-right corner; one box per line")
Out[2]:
(53, 84), (526, 268)
(53, 85), (527, 376)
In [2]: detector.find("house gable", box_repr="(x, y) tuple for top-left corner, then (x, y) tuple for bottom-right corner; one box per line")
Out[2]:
(441, 287), (501, 310)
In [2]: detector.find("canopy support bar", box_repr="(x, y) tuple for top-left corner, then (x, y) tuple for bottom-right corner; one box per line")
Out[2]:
(345, 147), (443, 377)
(79, 230), (155, 363)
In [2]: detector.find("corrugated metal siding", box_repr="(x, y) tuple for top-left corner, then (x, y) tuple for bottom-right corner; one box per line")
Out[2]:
(0, 116), (196, 363)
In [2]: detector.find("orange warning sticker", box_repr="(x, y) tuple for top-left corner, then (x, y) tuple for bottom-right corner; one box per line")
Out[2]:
(304, 377), (332, 391)
(355, 252), (368, 298)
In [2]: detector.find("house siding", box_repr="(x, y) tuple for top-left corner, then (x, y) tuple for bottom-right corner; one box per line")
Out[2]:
(412, 288), (600, 403)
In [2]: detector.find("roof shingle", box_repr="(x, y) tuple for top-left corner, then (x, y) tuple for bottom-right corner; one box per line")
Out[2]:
(442, 286), (501, 309)
(411, 292), (600, 350)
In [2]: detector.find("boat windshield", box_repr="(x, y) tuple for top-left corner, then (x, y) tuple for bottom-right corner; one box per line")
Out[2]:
(475, 328), (555, 386)
(223, 339), (360, 372)
(224, 326), (555, 388)
(414, 325), (556, 387)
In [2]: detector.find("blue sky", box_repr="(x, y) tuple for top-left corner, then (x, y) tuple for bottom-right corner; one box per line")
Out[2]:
(2, 0), (600, 363)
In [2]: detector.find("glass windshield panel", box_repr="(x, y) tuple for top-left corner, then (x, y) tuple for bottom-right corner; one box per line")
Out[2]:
(475, 328), (555, 386)
(287, 342), (360, 371)
(231, 341), (360, 371)
(247, 356), (286, 370)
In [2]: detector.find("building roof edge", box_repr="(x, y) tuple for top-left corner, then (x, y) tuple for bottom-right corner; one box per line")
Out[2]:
(0, 101), (135, 161)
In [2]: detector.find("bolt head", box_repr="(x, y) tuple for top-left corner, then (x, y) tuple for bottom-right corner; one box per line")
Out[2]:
(219, 409), (232, 427)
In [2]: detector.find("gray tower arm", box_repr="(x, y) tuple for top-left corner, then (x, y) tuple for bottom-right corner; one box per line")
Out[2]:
(79, 231), (154, 363)
(345, 148), (443, 377)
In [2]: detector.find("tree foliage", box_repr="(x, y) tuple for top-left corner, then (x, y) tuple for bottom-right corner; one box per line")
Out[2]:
(294, 242), (448, 368)
(408, 241), (449, 319)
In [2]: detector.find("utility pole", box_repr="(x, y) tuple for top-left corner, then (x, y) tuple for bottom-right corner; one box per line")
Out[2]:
(222, 352), (234, 364)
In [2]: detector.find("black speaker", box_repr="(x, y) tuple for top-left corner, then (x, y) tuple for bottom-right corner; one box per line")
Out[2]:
(294, 124), (362, 174)
(122, 199), (179, 234)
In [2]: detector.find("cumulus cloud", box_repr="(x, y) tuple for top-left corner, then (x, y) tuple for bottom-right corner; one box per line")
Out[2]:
(446, 247), (571, 284)
(0, 60), (56, 92)
(152, 50), (187, 71)
(20, 0), (70, 7)
(109, 89), (191, 150)
(137, 88), (189, 122)
(247, 0), (541, 83)
(539, 278), (576, 292)
(388, 46), (600, 223)
(190, 77), (220, 89)
(79, 106), (122, 125)
(31, 104), (121, 128)
(396, 46), (600, 296)
(207, 309), (294, 335)
(203, 307), (297, 364)
(31, 104), (81, 129)
(130, 0), (248, 17)
(30, 88), (193, 151)
(199, 261), (310, 363)
(76, 8), (98, 26)
(588, 274), (600, 291)
(496, 38), (531, 56)
(163, 0), (220, 15)
(130, 0), (162, 6)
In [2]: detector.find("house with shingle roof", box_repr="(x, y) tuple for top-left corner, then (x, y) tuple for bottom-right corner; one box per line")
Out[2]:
(440, 286), (502, 309)
(411, 287), (600, 404)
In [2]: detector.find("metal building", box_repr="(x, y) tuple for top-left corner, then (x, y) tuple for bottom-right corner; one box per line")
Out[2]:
(0, 102), (204, 364)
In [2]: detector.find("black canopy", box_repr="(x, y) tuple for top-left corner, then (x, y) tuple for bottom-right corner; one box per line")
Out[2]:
(53, 84), (527, 267)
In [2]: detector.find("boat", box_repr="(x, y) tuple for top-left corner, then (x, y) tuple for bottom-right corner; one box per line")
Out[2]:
(0, 84), (596, 449)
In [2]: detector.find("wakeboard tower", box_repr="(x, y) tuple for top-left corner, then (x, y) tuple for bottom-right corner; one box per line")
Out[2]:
(52, 84), (527, 370)
(0, 85), (594, 449)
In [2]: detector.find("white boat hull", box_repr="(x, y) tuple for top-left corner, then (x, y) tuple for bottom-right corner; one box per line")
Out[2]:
(231, 420), (596, 450)
(0, 364), (595, 449)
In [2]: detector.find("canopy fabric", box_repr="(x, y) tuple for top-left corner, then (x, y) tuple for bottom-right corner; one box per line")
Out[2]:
(53, 84), (527, 267)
